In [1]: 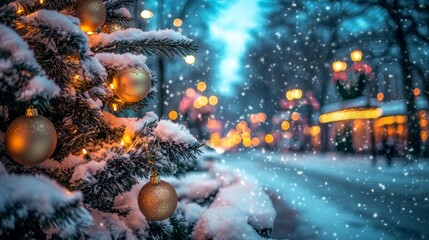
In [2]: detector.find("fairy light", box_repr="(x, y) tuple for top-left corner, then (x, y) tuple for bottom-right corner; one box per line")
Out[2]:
(141, 10), (153, 19)
(209, 96), (218, 105)
(110, 83), (114, 89)
(185, 55), (196, 64)
(173, 18), (183, 27)
(112, 103), (118, 112)
(86, 31), (94, 35)
(120, 140), (125, 146)
(82, 149), (88, 155)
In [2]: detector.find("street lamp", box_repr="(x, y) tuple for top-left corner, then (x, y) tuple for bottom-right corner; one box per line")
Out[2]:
(332, 61), (347, 73)
(350, 50), (363, 62)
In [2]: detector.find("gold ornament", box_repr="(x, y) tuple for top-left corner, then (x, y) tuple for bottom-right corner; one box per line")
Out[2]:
(5, 107), (57, 166)
(74, 0), (107, 32)
(112, 68), (152, 103)
(138, 170), (178, 221)
(101, 22), (124, 34)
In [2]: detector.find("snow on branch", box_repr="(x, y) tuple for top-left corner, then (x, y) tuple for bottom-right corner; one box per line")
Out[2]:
(105, 0), (134, 25)
(90, 29), (198, 57)
(21, 10), (88, 56)
(95, 53), (149, 72)
(0, 24), (59, 102)
(0, 174), (92, 239)
(67, 113), (200, 212)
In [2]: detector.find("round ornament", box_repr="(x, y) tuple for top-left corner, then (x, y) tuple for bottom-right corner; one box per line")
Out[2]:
(138, 173), (177, 221)
(112, 68), (152, 103)
(5, 107), (57, 166)
(101, 22), (124, 34)
(74, 0), (107, 32)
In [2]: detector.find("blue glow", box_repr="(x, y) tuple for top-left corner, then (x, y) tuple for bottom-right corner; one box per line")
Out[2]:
(210, 0), (262, 96)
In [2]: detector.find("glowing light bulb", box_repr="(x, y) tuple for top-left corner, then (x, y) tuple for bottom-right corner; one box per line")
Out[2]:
(141, 10), (153, 19)
(173, 18), (183, 27)
(82, 149), (88, 155)
(185, 55), (196, 64)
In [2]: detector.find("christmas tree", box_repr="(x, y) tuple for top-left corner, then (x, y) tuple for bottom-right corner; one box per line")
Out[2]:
(0, 0), (202, 238)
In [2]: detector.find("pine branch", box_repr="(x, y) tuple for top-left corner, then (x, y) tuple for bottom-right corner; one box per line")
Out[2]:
(91, 38), (198, 57)
(0, 174), (92, 240)
(105, 0), (134, 25)
(50, 95), (124, 160)
(0, 5), (19, 27)
(70, 120), (201, 212)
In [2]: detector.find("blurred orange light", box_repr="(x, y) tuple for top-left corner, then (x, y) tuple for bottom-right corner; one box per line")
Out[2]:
(332, 61), (347, 72)
(264, 134), (274, 144)
(258, 113), (267, 122)
(251, 137), (260, 147)
(243, 138), (252, 147)
(186, 88), (195, 97)
(168, 110), (178, 120)
(209, 96), (218, 105)
(421, 119), (427, 128)
(250, 114), (258, 123)
(286, 91), (294, 100)
(377, 92), (384, 101)
(350, 50), (363, 62)
(281, 120), (290, 130)
(197, 82), (206, 92)
(310, 126), (321, 136)
(193, 100), (202, 109)
(421, 131), (428, 142)
(414, 88), (421, 96)
(291, 112), (300, 121)
(173, 18), (183, 27)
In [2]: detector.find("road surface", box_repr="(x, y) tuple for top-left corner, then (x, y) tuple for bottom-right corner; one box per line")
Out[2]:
(218, 151), (429, 240)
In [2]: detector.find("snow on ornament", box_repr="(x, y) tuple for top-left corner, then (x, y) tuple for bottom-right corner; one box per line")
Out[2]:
(138, 169), (178, 221)
(74, 0), (106, 32)
(5, 106), (57, 165)
(112, 68), (152, 103)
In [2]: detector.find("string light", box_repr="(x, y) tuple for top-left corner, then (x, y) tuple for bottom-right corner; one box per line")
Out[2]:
(112, 103), (118, 112)
(120, 140), (125, 146)
(110, 83), (114, 89)
(82, 149), (88, 155)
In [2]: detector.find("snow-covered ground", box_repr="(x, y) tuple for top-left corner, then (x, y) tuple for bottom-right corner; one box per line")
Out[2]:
(214, 150), (429, 240)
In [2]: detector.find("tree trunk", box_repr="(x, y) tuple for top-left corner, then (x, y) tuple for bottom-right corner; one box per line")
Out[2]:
(388, 3), (421, 158)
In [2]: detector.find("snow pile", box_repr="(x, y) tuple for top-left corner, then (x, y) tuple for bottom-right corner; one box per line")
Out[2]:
(154, 120), (198, 145)
(193, 206), (263, 240)
(169, 161), (276, 240)
(0, 174), (92, 233)
(168, 172), (220, 200)
(89, 28), (191, 46)
(0, 25), (59, 100)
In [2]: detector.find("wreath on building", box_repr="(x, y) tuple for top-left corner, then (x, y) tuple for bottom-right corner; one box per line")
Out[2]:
(333, 62), (374, 100)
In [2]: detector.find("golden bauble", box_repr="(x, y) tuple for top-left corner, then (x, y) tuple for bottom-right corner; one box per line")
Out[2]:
(5, 108), (57, 166)
(112, 68), (152, 103)
(138, 180), (178, 221)
(101, 22), (124, 34)
(74, 0), (107, 32)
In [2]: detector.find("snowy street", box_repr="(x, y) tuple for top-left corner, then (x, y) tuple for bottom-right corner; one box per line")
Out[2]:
(217, 151), (429, 240)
